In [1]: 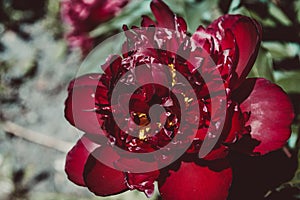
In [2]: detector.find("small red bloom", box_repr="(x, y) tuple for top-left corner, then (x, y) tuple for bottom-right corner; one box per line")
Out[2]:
(64, 0), (294, 199)
(61, 0), (129, 54)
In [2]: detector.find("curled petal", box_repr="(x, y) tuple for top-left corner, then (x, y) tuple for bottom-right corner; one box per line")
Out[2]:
(210, 15), (261, 86)
(159, 161), (232, 200)
(65, 136), (98, 186)
(83, 146), (128, 196)
(193, 15), (261, 88)
(234, 78), (294, 154)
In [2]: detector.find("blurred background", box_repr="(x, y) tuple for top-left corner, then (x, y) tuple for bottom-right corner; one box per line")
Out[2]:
(0, 0), (300, 199)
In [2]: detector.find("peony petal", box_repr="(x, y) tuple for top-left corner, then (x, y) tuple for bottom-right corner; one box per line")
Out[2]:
(65, 136), (98, 186)
(65, 74), (106, 134)
(61, 0), (129, 31)
(134, 64), (153, 85)
(150, 0), (175, 29)
(65, 85), (103, 135)
(67, 73), (102, 91)
(141, 15), (156, 27)
(175, 16), (187, 33)
(208, 15), (261, 87)
(101, 55), (123, 80)
(159, 161), (232, 200)
(89, 0), (129, 24)
(230, 19), (261, 84)
(234, 78), (294, 154)
(220, 15), (261, 85)
(83, 146), (128, 196)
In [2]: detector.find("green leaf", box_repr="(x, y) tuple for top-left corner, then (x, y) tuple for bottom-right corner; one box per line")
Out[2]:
(288, 124), (299, 149)
(228, 0), (241, 14)
(184, 0), (221, 32)
(164, 0), (186, 17)
(268, 2), (292, 26)
(295, 0), (300, 24)
(262, 42), (300, 60)
(47, 0), (60, 15)
(248, 48), (274, 82)
(274, 70), (300, 93)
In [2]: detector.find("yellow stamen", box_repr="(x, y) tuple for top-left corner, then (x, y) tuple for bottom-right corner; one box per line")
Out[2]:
(133, 112), (150, 126)
(168, 63), (176, 86)
(139, 129), (147, 140)
(181, 92), (193, 106)
(138, 127), (151, 140)
(184, 97), (193, 104)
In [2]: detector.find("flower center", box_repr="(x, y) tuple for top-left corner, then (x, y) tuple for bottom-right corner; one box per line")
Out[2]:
(138, 127), (151, 140)
(132, 112), (152, 141)
(133, 112), (150, 126)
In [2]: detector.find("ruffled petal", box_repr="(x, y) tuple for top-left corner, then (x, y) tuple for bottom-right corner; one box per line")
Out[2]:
(159, 161), (232, 200)
(65, 136), (98, 186)
(126, 170), (160, 197)
(83, 146), (128, 196)
(193, 15), (261, 88)
(234, 78), (294, 154)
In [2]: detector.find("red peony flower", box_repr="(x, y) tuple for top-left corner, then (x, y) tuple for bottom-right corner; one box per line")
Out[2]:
(64, 0), (294, 199)
(61, 0), (129, 54)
